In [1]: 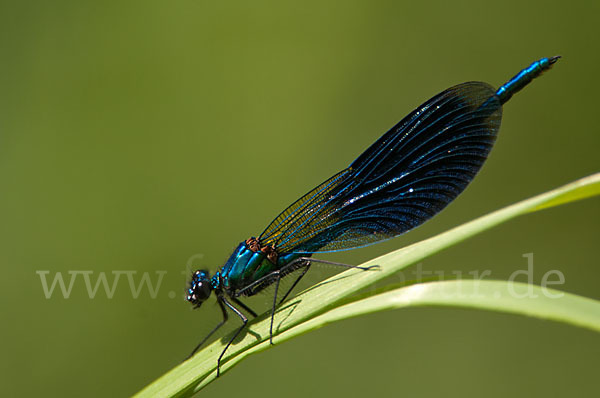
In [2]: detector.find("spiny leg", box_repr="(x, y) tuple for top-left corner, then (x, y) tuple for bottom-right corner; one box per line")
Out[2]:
(269, 270), (282, 345)
(268, 261), (313, 344)
(233, 257), (377, 346)
(235, 258), (311, 297)
(231, 296), (258, 317)
(261, 256), (376, 301)
(233, 262), (310, 345)
(278, 262), (311, 305)
(188, 299), (228, 359)
(240, 257), (376, 344)
(293, 257), (378, 271)
(269, 258), (376, 341)
(217, 296), (249, 377)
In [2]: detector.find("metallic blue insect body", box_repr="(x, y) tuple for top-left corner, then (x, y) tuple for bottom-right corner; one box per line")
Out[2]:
(187, 56), (560, 375)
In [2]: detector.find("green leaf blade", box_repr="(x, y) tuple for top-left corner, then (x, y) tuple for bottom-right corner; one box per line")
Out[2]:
(203, 279), (600, 391)
(133, 173), (600, 398)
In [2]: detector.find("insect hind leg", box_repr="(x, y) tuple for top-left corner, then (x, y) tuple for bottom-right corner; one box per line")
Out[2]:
(268, 257), (376, 345)
(277, 261), (311, 305)
(273, 257), (377, 308)
(294, 256), (379, 271)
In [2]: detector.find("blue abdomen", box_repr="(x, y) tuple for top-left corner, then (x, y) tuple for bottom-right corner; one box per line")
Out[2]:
(495, 56), (559, 104)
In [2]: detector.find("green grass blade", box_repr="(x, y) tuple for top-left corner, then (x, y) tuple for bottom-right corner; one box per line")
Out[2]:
(133, 173), (600, 398)
(207, 279), (600, 384)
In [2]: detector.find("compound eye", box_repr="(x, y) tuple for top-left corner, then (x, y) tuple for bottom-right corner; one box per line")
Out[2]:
(196, 280), (212, 300)
(186, 270), (213, 305)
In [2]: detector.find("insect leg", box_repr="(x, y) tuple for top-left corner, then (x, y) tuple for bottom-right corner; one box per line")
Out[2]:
(277, 262), (311, 305)
(237, 256), (376, 298)
(217, 296), (249, 377)
(236, 259), (309, 297)
(273, 256), (376, 308)
(268, 261), (312, 345)
(294, 256), (378, 271)
(234, 257), (377, 346)
(230, 296), (258, 317)
(269, 270), (282, 345)
(265, 256), (378, 306)
(187, 298), (228, 359)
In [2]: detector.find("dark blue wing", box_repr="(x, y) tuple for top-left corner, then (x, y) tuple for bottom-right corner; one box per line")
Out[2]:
(259, 82), (502, 253)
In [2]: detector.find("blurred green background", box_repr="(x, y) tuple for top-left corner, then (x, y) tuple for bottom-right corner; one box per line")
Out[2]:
(1, 1), (598, 397)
